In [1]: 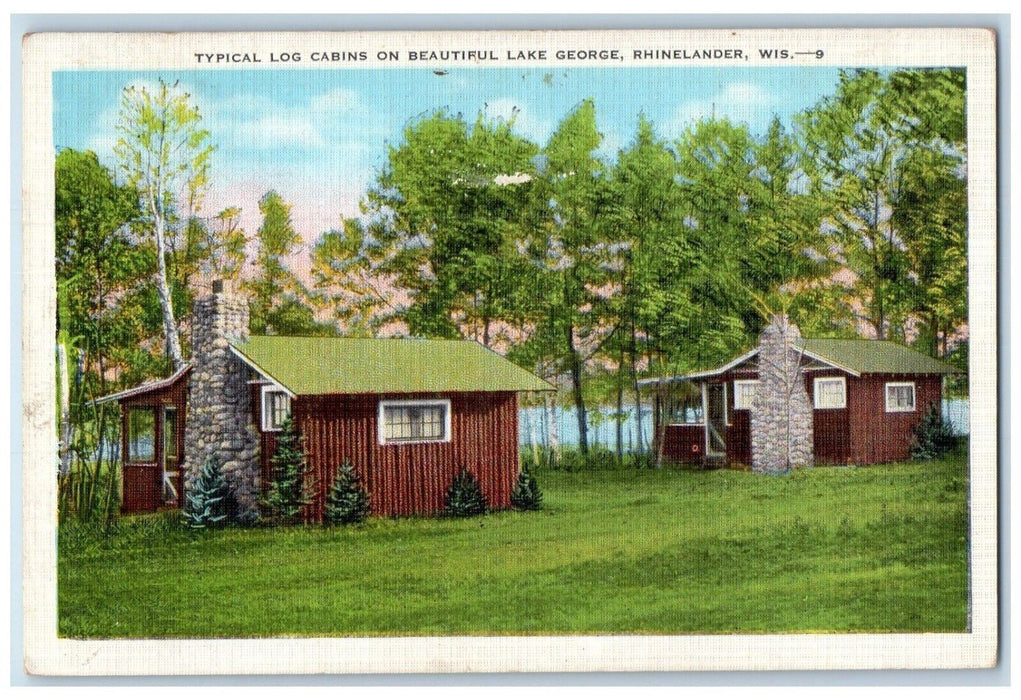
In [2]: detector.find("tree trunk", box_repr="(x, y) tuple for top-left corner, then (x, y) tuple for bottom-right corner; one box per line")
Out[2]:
(57, 342), (73, 476)
(526, 401), (539, 466)
(615, 339), (624, 464)
(544, 392), (560, 458)
(630, 318), (644, 454)
(652, 392), (665, 469)
(566, 324), (588, 455)
(154, 214), (184, 368)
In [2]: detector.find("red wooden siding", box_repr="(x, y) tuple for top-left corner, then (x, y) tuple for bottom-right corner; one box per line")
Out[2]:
(723, 377), (752, 465)
(662, 424), (703, 463)
(656, 370), (941, 467)
(806, 371), (851, 465)
(288, 391), (520, 520)
(848, 374), (942, 464)
(251, 383), (282, 490)
(118, 371), (189, 513)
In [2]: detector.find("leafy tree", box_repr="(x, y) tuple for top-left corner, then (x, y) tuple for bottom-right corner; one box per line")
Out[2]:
(363, 110), (538, 345)
(184, 456), (229, 529)
(797, 69), (966, 346)
(518, 99), (613, 455)
(311, 218), (396, 335)
(444, 468), (488, 517)
(173, 206), (248, 292)
(247, 190), (331, 335)
(55, 149), (146, 514)
(744, 117), (838, 333)
(324, 461), (371, 524)
(604, 116), (691, 457)
(55, 149), (148, 382)
(510, 466), (543, 511)
(892, 145), (967, 358)
(671, 117), (764, 363)
(114, 78), (214, 369)
(798, 71), (911, 340)
(262, 416), (308, 525)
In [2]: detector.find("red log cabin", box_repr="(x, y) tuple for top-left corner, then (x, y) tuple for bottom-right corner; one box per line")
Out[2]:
(98, 334), (554, 518)
(640, 339), (960, 467)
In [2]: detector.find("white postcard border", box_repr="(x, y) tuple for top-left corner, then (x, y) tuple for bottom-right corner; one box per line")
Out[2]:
(21, 27), (999, 675)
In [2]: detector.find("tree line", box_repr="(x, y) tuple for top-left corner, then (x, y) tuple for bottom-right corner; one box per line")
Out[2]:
(56, 68), (967, 484)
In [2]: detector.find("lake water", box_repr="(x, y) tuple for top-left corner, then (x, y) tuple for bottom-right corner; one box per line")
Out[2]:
(519, 398), (971, 451)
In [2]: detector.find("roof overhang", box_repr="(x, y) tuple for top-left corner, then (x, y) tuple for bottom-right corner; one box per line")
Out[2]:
(636, 343), (864, 390)
(228, 345), (296, 398)
(794, 347), (861, 378)
(92, 365), (193, 405)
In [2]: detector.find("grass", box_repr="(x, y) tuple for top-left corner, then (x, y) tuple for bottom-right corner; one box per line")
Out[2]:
(58, 450), (970, 638)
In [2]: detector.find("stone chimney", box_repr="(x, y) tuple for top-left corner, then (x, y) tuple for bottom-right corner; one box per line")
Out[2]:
(183, 280), (261, 521)
(750, 314), (814, 473)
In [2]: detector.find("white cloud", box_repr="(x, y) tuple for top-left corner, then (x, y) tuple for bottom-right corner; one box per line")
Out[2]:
(596, 130), (623, 161)
(483, 98), (553, 144)
(310, 88), (362, 117)
(668, 82), (776, 136)
(232, 115), (326, 149)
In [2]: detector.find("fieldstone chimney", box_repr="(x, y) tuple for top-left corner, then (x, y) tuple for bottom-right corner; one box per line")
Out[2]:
(183, 280), (261, 521)
(750, 314), (814, 473)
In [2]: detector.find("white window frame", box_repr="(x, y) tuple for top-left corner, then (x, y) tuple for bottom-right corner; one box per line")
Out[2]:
(885, 382), (916, 413)
(378, 398), (452, 445)
(813, 376), (847, 410)
(733, 379), (759, 410)
(261, 385), (292, 432)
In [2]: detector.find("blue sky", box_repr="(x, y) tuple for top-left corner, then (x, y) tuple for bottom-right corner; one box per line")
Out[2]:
(54, 66), (846, 248)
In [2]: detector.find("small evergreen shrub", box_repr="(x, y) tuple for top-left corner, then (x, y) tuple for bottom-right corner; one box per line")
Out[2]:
(324, 461), (371, 525)
(910, 402), (956, 460)
(262, 416), (309, 525)
(510, 465), (543, 511)
(184, 456), (229, 529)
(444, 468), (488, 517)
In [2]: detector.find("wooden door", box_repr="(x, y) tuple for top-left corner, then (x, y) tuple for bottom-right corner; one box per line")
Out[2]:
(122, 406), (161, 513)
(705, 383), (727, 457)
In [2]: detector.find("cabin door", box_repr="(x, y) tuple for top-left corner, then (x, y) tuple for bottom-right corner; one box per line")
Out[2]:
(162, 406), (182, 508)
(704, 383), (727, 458)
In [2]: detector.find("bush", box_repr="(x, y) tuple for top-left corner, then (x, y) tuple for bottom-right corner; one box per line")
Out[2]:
(262, 416), (309, 525)
(444, 468), (488, 517)
(910, 403), (956, 460)
(183, 456), (229, 529)
(324, 461), (371, 525)
(520, 446), (558, 472)
(510, 466), (543, 511)
(521, 446), (658, 472)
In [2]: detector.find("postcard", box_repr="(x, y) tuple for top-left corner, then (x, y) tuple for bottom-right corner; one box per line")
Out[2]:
(20, 27), (998, 674)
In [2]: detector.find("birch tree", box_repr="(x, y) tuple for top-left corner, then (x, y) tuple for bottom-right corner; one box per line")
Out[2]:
(115, 78), (213, 369)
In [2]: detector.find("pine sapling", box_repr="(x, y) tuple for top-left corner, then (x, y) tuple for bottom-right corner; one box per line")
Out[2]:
(510, 465), (543, 511)
(324, 461), (371, 525)
(262, 416), (308, 525)
(910, 402), (956, 460)
(184, 455), (229, 529)
(444, 468), (488, 517)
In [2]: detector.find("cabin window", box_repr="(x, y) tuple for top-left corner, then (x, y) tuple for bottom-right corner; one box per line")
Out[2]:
(668, 395), (704, 425)
(163, 407), (179, 460)
(127, 407), (156, 462)
(261, 386), (292, 432)
(733, 380), (759, 410)
(379, 399), (451, 444)
(885, 382), (916, 412)
(813, 377), (847, 409)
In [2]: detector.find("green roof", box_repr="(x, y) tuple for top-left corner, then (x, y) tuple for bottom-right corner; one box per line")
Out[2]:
(230, 336), (555, 395)
(798, 339), (960, 376)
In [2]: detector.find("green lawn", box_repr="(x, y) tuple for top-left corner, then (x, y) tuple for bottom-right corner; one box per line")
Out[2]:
(58, 451), (970, 638)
